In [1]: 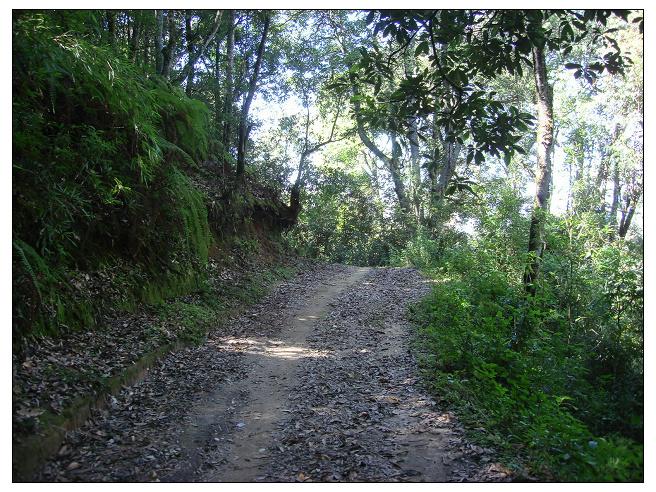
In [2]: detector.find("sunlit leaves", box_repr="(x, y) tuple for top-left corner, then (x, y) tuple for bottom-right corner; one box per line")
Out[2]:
(349, 8), (635, 170)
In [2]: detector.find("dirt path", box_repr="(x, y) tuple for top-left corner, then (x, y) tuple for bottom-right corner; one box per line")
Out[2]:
(171, 266), (370, 482)
(37, 264), (497, 482)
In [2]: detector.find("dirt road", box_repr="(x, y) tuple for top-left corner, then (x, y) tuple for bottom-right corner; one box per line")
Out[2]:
(37, 264), (494, 482)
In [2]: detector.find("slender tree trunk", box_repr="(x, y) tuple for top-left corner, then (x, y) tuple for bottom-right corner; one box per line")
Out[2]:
(155, 10), (164, 74)
(142, 25), (149, 68)
(177, 11), (223, 92)
(288, 153), (307, 223)
(222, 10), (235, 167)
(523, 42), (554, 296)
(389, 132), (411, 214)
(389, 158), (412, 214)
(161, 11), (178, 78)
(129, 12), (141, 63)
(404, 40), (423, 223)
(185, 11), (194, 96)
(107, 10), (116, 47)
(408, 118), (423, 222)
(596, 123), (622, 216)
(214, 35), (222, 128)
(609, 159), (621, 237)
(434, 131), (461, 199)
(427, 110), (442, 224)
(618, 202), (635, 238)
(236, 13), (271, 178)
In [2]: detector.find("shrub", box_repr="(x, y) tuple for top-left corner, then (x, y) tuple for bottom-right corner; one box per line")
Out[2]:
(410, 185), (643, 481)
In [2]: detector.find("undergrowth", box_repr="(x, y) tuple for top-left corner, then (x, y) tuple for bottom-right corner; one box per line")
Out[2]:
(12, 13), (214, 344)
(403, 186), (643, 482)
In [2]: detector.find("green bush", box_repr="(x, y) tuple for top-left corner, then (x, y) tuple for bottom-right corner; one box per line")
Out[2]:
(410, 184), (643, 481)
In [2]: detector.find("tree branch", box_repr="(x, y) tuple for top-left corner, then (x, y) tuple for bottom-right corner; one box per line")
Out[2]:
(176, 10), (223, 84)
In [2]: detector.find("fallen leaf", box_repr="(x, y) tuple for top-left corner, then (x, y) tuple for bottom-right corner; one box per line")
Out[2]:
(58, 444), (72, 457)
(17, 407), (45, 418)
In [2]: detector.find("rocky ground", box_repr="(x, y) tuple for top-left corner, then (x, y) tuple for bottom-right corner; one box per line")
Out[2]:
(29, 264), (511, 482)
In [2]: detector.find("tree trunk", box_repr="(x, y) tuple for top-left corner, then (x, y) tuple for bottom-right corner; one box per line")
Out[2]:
(161, 11), (178, 78)
(129, 12), (141, 63)
(222, 10), (235, 167)
(155, 10), (164, 74)
(236, 13), (271, 178)
(185, 11), (194, 96)
(349, 83), (411, 213)
(177, 11), (223, 93)
(107, 11), (116, 47)
(594, 123), (622, 217)
(609, 159), (621, 237)
(523, 42), (554, 295)
(618, 202), (635, 238)
(214, 35), (222, 127)
(404, 40), (423, 223)
(408, 117), (423, 221)
(142, 24), (149, 68)
(287, 154), (307, 224)
(426, 110), (442, 224)
(434, 131), (461, 199)
(389, 158), (411, 214)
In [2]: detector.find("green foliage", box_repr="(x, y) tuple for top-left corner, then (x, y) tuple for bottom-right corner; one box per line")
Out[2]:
(389, 226), (467, 272)
(152, 82), (211, 164)
(12, 12), (213, 340)
(12, 239), (95, 341)
(409, 184), (642, 481)
(162, 168), (212, 266)
(286, 166), (407, 266)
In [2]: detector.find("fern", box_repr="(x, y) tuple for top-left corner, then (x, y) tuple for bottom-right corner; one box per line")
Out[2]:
(13, 12), (213, 339)
(12, 239), (42, 301)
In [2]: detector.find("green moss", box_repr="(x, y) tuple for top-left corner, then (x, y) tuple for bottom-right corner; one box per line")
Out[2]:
(164, 167), (212, 265)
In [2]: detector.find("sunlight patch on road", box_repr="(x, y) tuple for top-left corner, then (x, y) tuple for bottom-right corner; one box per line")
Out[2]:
(214, 337), (333, 360)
